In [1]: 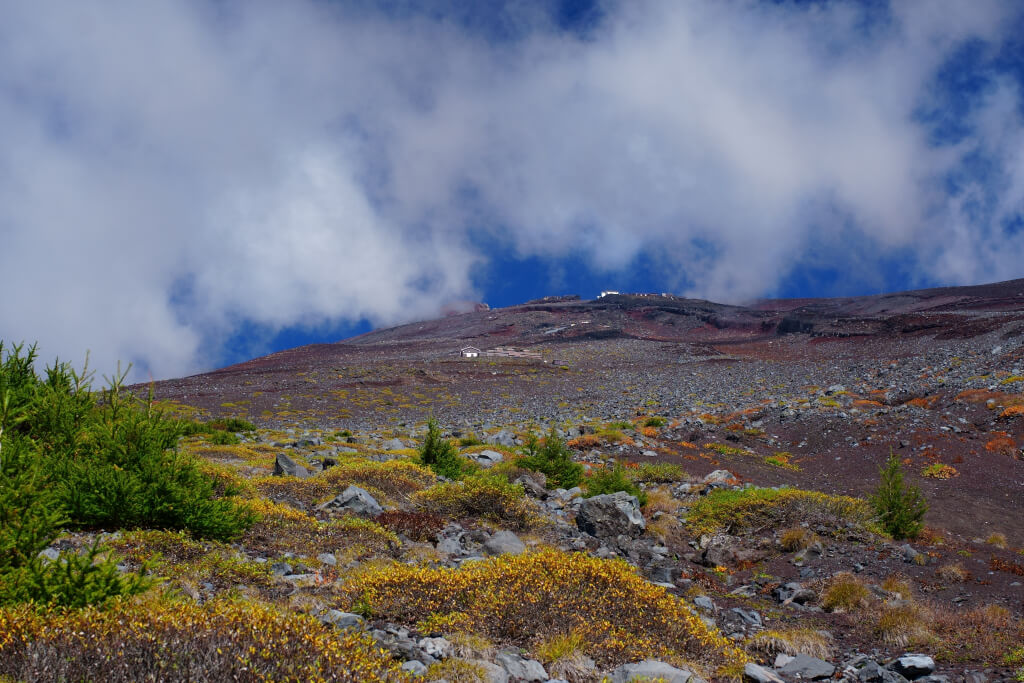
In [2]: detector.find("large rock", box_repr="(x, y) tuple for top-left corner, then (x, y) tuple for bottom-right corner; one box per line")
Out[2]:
(492, 430), (518, 447)
(514, 474), (549, 499)
(888, 655), (935, 680)
(484, 530), (526, 556)
(495, 651), (547, 681)
(744, 662), (785, 683)
(468, 449), (505, 468)
(273, 453), (310, 478)
(317, 485), (383, 517)
(608, 659), (700, 683)
(777, 654), (835, 680)
(576, 492), (645, 538)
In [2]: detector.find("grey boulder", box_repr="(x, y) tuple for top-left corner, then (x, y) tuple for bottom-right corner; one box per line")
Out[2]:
(576, 491), (645, 538)
(318, 485), (383, 517)
(777, 654), (835, 680)
(744, 662), (785, 683)
(608, 660), (700, 683)
(484, 530), (526, 556)
(889, 655), (935, 680)
(469, 449), (505, 468)
(495, 651), (547, 681)
(273, 453), (310, 478)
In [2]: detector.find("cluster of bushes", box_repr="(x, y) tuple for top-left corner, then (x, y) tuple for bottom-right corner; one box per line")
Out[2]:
(0, 596), (408, 682)
(686, 486), (874, 537)
(0, 342), (255, 608)
(412, 473), (543, 530)
(342, 548), (746, 676)
(584, 463), (647, 505)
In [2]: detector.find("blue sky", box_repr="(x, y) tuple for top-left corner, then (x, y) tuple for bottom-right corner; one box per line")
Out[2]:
(1, 0), (1023, 379)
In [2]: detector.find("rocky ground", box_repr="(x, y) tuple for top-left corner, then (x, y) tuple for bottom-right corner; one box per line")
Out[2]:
(125, 281), (1024, 682)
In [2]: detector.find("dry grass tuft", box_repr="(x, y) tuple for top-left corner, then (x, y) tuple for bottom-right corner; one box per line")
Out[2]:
(935, 562), (968, 583)
(874, 602), (932, 647)
(821, 572), (870, 613)
(880, 575), (913, 600)
(746, 628), (833, 659)
(987, 532), (1009, 549)
(779, 526), (817, 552)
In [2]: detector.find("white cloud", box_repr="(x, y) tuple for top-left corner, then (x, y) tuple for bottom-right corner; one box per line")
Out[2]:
(0, 0), (1021, 378)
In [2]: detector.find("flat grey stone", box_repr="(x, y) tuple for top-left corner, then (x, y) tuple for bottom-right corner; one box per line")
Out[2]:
(744, 662), (785, 683)
(576, 491), (645, 538)
(608, 659), (698, 683)
(778, 654), (835, 680)
(319, 610), (364, 630)
(484, 530), (526, 556)
(888, 655), (935, 680)
(495, 651), (547, 681)
(402, 660), (428, 677)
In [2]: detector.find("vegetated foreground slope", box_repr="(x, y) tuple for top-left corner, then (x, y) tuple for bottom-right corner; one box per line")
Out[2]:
(9, 279), (1017, 682)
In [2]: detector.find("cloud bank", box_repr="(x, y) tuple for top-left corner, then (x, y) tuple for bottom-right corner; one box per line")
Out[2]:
(1, 0), (1022, 378)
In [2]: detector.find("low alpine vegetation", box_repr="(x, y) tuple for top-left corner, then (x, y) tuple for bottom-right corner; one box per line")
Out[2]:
(871, 452), (928, 539)
(518, 428), (583, 489)
(0, 596), (408, 682)
(341, 549), (746, 675)
(686, 486), (873, 537)
(584, 462), (648, 505)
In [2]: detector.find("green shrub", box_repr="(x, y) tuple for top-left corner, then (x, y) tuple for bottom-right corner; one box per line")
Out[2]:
(519, 429), (583, 489)
(0, 345), (152, 608)
(583, 463), (647, 506)
(215, 417), (256, 432)
(1, 431), (151, 608)
(870, 453), (928, 540)
(1, 342), (255, 545)
(686, 486), (873, 537)
(208, 430), (241, 445)
(418, 418), (464, 479)
(642, 416), (666, 428)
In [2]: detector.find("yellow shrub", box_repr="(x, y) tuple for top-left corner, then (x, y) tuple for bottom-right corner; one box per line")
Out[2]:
(241, 499), (398, 558)
(0, 596), (409, 682)
(341, 549), (746, 674)
(412, 474), (544, 530)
